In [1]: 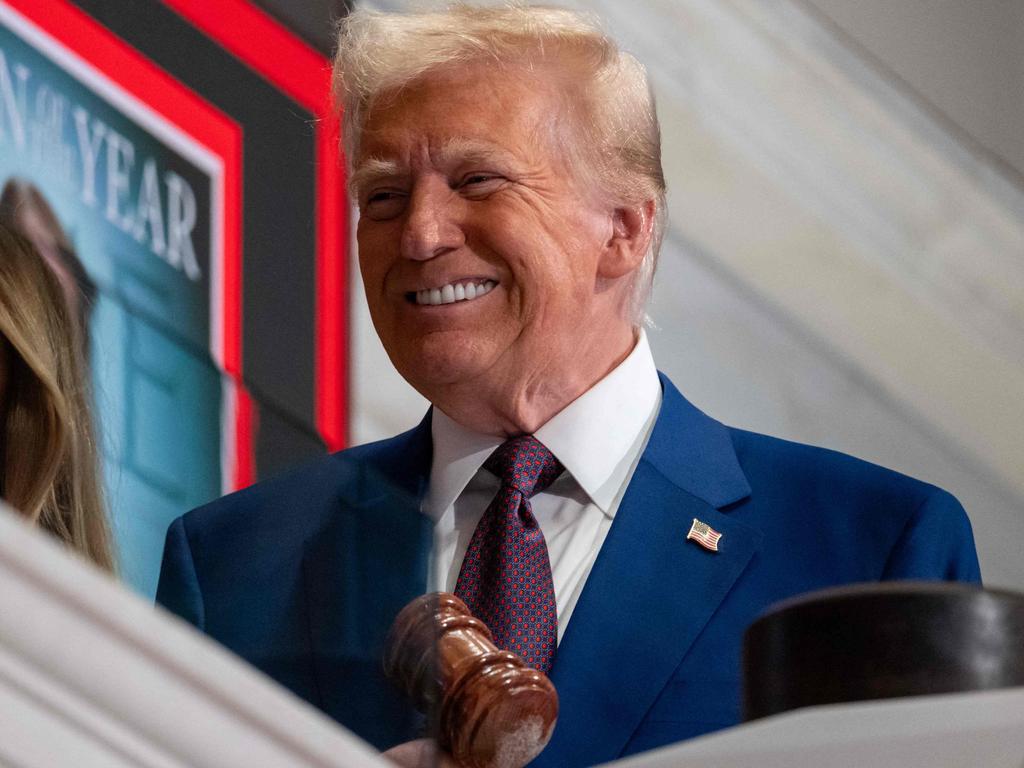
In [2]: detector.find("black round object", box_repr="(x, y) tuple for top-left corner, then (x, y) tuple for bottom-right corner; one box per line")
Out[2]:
(742, 582), (1024, 721)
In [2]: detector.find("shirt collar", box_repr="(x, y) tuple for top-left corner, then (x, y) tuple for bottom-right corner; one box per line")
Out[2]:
(424, 331), (661, 520)
(424, 409), (503, 521)
(534, 331), (660, 515)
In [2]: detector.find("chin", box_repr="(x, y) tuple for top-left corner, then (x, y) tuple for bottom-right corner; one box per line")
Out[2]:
(389, 333), (499, 391)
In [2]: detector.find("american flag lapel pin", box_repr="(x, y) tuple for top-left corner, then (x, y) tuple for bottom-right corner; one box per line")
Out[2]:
(687, 518), (722, 552)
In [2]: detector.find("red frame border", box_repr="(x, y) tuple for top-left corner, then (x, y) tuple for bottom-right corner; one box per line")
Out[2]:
(4, 0), (253, 487)
(163, 0), (349, 452)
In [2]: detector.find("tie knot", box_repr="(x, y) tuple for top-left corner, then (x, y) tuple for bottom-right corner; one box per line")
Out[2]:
(484, 435), (563, 498)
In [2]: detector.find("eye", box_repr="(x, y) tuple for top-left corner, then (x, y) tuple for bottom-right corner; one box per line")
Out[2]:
(456, 173), (506, 197)
(362, 189), (407, 221)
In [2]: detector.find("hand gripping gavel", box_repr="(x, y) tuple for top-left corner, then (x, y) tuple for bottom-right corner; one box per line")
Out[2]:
(384, 593), (559, 768)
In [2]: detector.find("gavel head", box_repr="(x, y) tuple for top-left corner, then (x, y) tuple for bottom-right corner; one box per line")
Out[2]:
(385, 593), (559, 768)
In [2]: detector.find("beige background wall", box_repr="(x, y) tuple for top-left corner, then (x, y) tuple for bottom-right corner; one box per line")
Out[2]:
(805, 0), (1024, 177)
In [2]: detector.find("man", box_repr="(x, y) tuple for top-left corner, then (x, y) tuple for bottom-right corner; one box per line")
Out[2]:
(157, 6), (980, 766)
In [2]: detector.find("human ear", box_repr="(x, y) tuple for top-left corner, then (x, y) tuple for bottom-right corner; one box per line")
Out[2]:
(597, 199), (655, 280)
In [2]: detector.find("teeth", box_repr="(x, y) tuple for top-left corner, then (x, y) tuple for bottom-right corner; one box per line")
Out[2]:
(415, 280), (496, 306)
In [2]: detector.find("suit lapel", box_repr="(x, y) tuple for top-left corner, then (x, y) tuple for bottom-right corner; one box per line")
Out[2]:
(534, 376), (762, 767)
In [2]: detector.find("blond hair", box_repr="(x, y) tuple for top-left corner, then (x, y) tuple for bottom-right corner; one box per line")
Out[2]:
(0, 178), (98, 351)
(333, 3), (666, 323)
(0, 223), (113, 572)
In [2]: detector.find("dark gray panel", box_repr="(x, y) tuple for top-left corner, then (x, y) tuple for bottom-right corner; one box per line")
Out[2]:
(255, 402), (327, 480)
(251, 0), (352, 55)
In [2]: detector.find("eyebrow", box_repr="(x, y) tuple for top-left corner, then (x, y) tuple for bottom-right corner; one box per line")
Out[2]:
(350, 138), (517, 194)
(435, 138), (515, 167)
(349, 158), (401, 195)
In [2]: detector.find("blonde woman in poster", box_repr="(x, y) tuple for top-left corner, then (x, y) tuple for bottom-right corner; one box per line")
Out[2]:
(0, 222), (113, 571)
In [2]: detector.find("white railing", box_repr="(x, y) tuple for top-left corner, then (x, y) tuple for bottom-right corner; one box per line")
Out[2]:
(0, 503), (389, 768)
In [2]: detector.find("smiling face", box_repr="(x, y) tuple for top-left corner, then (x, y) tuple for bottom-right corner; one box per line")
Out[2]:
(354, 62), (643, 434)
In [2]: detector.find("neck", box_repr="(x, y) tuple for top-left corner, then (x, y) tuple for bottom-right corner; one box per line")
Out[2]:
(432, 326), (637, 437)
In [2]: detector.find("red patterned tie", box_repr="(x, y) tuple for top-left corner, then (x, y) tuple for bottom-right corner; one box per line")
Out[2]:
(454, 435), (563, 674)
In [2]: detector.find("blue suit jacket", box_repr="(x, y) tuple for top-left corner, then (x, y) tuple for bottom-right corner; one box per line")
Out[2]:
(157, 375), (980, 765)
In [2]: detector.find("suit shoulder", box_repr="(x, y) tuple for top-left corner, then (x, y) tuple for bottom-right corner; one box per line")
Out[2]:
(177, 425), (428, 539)
(726, 427), (956, 508)
(725, 428), (979, 580)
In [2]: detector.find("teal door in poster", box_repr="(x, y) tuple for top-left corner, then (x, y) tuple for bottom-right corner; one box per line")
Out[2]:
(92, 269), (223, 596)
(0, 1), (245, 597)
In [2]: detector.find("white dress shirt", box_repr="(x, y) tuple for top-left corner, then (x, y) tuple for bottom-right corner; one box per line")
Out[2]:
(423, 332), (662, 642)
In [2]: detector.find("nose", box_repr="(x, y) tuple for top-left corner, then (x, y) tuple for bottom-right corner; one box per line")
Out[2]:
(400, 176), (464, 261)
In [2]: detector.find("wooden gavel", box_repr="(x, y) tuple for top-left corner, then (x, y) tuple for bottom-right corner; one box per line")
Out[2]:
(384, 593), (559, 768)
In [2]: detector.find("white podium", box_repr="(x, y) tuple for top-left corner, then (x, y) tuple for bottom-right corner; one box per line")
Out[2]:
(3, 500), (1022, 768)
(607, 681), (1024, 767)
(0, 502), (389, 768)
